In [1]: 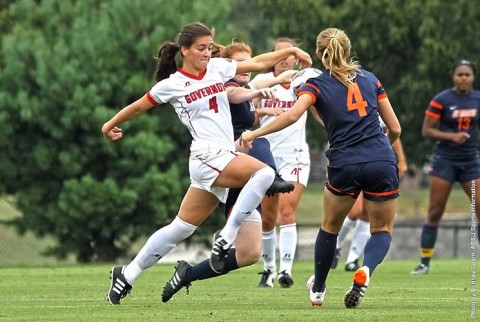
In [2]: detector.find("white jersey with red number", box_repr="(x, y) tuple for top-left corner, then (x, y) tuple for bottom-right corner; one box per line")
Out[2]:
(251, 72), (309, 155)
(147, 58), (237, 152)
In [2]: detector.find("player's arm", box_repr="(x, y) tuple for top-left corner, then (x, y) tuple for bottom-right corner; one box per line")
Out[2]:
(377, 97), (401, 144)
(249, 70), (297, 90)
(422, 115), (470, 144)
(226, 86), (276, 104)
(236, 47), (311, 74)
(392, 138), (407, 179)
(102, 95), (155, 141)
(240, 94), (313, 148)
(309, 106), (324, 126)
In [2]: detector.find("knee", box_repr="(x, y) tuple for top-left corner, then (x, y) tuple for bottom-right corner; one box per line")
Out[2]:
(427, 207), (444, 224)
(236, 247), (261, 266)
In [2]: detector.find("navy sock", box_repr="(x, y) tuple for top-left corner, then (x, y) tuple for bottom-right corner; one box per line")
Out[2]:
(249, 138), (276, 170)
(186, 248), (239, 283)
(312, 228), (337, 293)
(363, 231), (392, 275)
(420, 224), (438, 266)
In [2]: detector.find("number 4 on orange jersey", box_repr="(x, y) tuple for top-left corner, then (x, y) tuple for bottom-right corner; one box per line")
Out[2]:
(347, 83), (367, 117)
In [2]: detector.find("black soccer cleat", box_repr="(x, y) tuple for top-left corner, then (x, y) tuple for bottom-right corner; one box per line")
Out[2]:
(258, 269), (275, 288)
(345, 259), (360, 272)
(161, 260), (193, 303)
(277, 270), (294, 288)
(265, 174), (295, 197)
(107, 266), (132, 305)
(209, 231), (231, 274)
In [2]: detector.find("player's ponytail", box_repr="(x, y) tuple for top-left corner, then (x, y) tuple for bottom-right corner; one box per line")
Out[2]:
(316, 28), (360, 87)
(155, 41), (180, 82)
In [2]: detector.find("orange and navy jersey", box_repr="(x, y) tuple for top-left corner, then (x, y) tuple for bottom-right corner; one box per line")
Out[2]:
(299, 69), (396, 166)
(426, 88), (480, 161)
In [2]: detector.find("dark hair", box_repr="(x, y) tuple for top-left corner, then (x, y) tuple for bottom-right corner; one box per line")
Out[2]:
(450, 59), (476, 76)
(154, 22), (214, 81)
(271, 37), (298, 51)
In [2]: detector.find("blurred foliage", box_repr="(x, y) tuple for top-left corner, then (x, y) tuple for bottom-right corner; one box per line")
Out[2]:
(238, 0), (480, 164)
(0, 0), (233, 262)
(1, 0), (479, 262)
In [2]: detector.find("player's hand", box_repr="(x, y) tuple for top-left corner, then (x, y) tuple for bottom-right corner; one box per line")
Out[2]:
(263, 107), (284, 116)
(293, 48), (312, 69)
(451, 132), (470, 144)
(276, 69), (298, 84)
(258, 88), (277, 100)
(102, 125), (123, 141)
(239, 130), (256, 150)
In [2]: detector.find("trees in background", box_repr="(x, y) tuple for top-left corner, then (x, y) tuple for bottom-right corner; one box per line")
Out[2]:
(1, 0), (479, 262)
(0, 0), (234, 262)
(245, 0), (480, 165)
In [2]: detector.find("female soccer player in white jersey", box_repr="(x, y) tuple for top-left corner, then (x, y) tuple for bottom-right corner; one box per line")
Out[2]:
(252, 38), (311, 288)
(102, 22), (311, 305)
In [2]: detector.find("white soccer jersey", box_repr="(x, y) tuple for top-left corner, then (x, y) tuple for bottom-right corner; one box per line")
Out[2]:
(251, 72), (309, 155)
(147, 58), (237, 152)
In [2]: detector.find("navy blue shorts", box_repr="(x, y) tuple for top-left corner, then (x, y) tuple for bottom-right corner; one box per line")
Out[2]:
(429, 156), (480, 183)
(325, 160), (399, 201)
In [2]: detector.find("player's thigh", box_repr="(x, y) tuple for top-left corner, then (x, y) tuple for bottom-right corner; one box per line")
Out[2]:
(428, 175), (453, 213)
(177, 187), (220, 226)
(261, 194), (279, 231)
(216, 153), (267, 187)
(364, 198), (396, 233)
(322, 188), (356, 234)
(277, 182), (305, 224)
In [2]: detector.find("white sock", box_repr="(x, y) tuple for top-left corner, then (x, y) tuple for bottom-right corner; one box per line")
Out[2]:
(346, 219), (370, 263)
(124, 216), (197, 284)
(279, 223), (297, 276)
(219, 167), (274, 245)
(337, 217), (356, 249)
(262, 228), (276, 273)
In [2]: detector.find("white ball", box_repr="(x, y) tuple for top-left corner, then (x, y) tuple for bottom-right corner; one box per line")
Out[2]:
(290, 68), (322, 100)
(306, 274), (315, 291)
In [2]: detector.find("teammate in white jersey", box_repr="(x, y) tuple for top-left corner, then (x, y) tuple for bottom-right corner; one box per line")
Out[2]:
(102, 22), (312, 305)
(252, 38), (311, 288)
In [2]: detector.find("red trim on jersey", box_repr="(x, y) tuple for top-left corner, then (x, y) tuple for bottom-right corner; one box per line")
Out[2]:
(430, 100), (443, 110)
(378, 93), (387, 100)
(178, 68), (207, 80)
(304, 83), (320, 94)
(363, 189), (399, 197)
(225, 80), (240, 88)
(299, 91), (317, 104)
(146, 92), (159, 105)
(425, 110), (440, 119)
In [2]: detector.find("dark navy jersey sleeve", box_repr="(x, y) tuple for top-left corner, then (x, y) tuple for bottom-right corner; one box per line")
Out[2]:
(299, 69), (395, 166)
(425, 88), (480, 161)
(226, 80), (257, 140)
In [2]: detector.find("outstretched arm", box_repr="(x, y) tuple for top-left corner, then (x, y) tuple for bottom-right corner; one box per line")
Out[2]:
(236, 47), (311, 75)
(249, 69), (298, 90)
(102, 95), (155, 141)
(240, 94), (313, 148)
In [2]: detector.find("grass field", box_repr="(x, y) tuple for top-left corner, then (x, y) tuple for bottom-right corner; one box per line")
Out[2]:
(1, 259), (476, 321)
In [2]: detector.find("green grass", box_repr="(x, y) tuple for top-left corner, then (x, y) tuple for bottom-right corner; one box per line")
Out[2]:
(0, 259), (477, 321)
